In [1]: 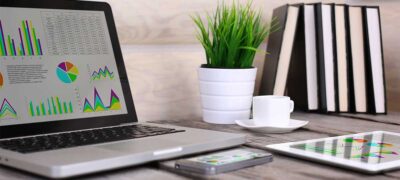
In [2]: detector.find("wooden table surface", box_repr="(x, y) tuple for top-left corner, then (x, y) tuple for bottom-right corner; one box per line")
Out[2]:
(1, 111), (400, 179)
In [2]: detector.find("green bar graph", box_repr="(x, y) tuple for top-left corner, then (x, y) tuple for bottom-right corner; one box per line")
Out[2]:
(63, 102), (67, 113)
(0, 33), (4, 56)
(47, 99), (52, 115)
(36, 106), (40, 116)
(51, 97), (57, 115)
(41, 103), (45, 115)
(56, 97), (62, 115)
(0, 21), (6, 56)
(69, 102), (73, 113)
(18, 47), (22, 56)
(22, 21), (31, 56)
(29, 102), (34, 117)
(29, 96), (74, 117)
(32, 27), (40, 55)
(7, 35), (12, 56)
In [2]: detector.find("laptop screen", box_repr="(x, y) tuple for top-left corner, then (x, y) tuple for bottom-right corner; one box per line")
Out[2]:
(0, 7), (128, 127)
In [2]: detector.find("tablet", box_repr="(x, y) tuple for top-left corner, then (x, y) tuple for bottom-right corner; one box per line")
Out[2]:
(266, 131), (400, 173)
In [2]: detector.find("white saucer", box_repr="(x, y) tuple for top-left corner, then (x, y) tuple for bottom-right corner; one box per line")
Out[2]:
(235, 119), (309, 134)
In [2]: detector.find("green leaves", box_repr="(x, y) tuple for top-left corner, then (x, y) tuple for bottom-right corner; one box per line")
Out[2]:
(192, 1), (279, 68)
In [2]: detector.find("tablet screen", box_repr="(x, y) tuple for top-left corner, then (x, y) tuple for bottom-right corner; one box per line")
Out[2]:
(290, 132), (399, 164)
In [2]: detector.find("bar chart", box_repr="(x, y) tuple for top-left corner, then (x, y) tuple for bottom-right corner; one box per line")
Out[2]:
(0, 72), (3, 89)
(29, 96), (73, 117)
(0, 20), (43, 57)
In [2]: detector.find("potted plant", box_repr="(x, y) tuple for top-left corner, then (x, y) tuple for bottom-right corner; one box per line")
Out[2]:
(192, 2), (277, 124)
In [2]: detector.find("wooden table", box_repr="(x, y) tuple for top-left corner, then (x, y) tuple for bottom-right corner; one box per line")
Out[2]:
(1, 111), (400, 179)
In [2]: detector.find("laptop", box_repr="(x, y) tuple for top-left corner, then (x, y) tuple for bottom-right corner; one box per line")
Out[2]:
(0, 0), (245, 178)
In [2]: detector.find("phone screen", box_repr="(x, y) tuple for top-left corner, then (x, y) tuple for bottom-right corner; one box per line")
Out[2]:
(188, 149), (266, 166)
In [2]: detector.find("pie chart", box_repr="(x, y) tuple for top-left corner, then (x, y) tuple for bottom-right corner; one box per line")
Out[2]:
(0, 72), (3, 88)
(56, 61), (79, 83)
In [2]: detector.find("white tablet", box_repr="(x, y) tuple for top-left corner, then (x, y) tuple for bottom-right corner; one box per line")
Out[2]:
(266, 131), (400, 173)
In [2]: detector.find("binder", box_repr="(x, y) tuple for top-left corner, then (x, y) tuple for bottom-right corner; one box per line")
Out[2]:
(287, 4), (319, 111)
(334, 4), (351, 112)
(316, 3), (337, 113)
(267, 3), (387, 115)
(363, 6), (387, 114)
(348, 6), (368, 113)
(260, 4), (299, 96)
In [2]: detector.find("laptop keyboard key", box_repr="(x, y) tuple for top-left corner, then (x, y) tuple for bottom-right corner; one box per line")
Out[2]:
(0, 125), (185, 154)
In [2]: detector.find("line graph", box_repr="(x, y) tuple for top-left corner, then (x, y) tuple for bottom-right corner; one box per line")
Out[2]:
(90, 66), (114, 81)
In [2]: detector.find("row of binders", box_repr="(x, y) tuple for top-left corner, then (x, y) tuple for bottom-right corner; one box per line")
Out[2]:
(260, 3), (386, 114)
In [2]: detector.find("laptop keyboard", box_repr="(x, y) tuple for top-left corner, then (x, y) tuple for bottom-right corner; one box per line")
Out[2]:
(0, 124), (185, 154)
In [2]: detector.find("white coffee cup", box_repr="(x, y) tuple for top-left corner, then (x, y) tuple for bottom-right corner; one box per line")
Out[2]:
(252, 96), (294, 127)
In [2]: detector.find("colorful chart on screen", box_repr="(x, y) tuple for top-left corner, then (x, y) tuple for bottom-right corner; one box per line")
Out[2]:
(290, 135), (400, 163)
(83, 88), (121, 113)
(90, 66), (114, 82)
(28, 96), (74, 117)
(56, 61), (79, 83)
(0, 98), (17, 120)
(0, 19), (44, 57)
(0, 72), (3, 88)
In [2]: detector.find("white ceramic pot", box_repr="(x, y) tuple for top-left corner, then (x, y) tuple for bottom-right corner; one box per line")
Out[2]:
(198, 66), (257, 124)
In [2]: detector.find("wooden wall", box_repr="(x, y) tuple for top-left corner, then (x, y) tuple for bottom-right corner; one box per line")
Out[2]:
(103, 0), (342, 44)
(98, 0), (399, 121)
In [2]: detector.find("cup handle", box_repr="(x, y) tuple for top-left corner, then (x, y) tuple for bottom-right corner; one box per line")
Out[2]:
(289, 100), (294, 112)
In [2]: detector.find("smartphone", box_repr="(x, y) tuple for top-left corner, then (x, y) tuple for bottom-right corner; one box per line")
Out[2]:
(175, 148), (273, 175)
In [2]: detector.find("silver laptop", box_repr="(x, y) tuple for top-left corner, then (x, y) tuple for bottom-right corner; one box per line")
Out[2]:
(0, 0), (245, 178)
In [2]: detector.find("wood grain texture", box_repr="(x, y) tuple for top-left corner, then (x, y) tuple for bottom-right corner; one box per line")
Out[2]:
(337, 112), (400, 125)
(149, 111), (400, 179)
(1, 112), (400, 179)
(122, 44), (268, 122)
(0, 165), (187, 180)
(101, 0), (342, 44)
(122, 45), (203, 122)
(123, 45), (400, 122)
(80, 166), (187, 180)
(149, 112), (400, 146)
(0, 166), (42, 180)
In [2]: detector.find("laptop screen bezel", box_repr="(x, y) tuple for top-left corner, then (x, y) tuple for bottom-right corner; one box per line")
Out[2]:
(0, 0), (137, 139)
